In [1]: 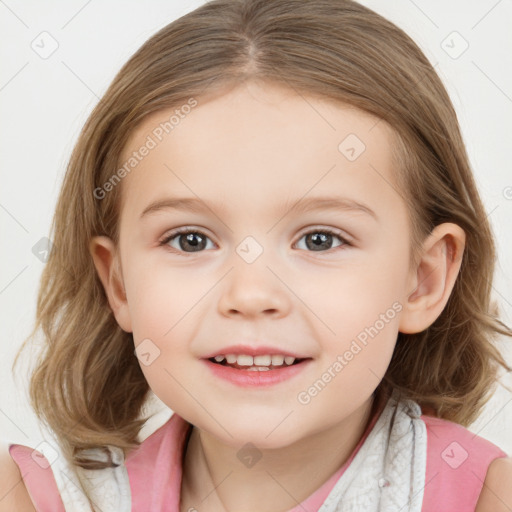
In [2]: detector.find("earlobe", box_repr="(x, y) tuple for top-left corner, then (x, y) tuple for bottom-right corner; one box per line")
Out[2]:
(89, 236), (133, 333)
(399, 223), (465, 334)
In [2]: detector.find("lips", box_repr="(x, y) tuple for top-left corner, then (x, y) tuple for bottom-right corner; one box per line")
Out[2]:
(202, 357), (313, 387)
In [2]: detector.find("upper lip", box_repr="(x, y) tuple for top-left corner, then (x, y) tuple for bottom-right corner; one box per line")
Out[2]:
(202, 344), (311, 359)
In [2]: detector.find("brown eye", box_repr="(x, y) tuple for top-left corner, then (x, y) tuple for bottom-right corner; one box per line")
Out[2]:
(160, 229), (214, 253)
(295, 228), (350, 252)
(159, 226), (351, 255)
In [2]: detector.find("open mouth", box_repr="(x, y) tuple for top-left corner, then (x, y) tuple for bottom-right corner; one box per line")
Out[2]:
(207, 357), (308, 371)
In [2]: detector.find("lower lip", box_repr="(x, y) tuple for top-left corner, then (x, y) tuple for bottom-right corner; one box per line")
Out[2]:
(202, 358), (312, 387)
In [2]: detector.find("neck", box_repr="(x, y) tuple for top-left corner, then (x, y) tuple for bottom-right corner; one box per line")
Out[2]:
(180, 393), (384, 512)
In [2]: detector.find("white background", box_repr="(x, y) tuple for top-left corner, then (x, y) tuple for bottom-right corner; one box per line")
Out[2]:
(1, 0), (511, 456)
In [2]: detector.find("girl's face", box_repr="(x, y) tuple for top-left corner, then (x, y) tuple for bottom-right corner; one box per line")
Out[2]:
(97, 80), (416, 449)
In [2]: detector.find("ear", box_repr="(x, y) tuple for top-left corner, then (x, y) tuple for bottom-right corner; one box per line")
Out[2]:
(399, 223), (466, 334)
(89, 236), (132, 333)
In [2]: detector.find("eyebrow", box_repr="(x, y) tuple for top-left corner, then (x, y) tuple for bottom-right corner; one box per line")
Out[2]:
(139, 195), (378, 221)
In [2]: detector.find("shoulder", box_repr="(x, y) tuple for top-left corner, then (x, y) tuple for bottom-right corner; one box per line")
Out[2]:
(421, 413), (506, 460)
(420, 414), (509, 511)
(0, 442), (36, 512)
(475, 456), (512, 512)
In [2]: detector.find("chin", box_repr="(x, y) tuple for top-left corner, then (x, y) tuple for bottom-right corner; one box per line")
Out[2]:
(211, 419), (307, 451)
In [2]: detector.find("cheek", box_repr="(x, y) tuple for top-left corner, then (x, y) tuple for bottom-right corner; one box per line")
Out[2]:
(125, 259), (210, 340)
(303, 258), (404, 335)
(299, 255), (406, 382)
(295, 276), (401, 414)
(125, 263), (205, 405)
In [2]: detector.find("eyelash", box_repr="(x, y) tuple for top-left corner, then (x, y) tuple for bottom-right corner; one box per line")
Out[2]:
(158, 226), (352, 255)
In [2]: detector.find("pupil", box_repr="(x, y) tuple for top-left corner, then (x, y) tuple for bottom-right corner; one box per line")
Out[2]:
(308, 233), (331, 251)
(181, 233), (205, 251)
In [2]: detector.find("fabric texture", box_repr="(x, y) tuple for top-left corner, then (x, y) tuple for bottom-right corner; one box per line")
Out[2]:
(317, 392), (427, 511)
(8, 389), (508, 511)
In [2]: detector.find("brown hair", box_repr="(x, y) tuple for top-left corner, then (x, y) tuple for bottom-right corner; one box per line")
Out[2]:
(13, 0), (512, 474)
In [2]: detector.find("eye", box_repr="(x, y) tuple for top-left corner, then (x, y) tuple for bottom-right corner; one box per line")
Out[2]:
(294, 228), (351, 252)
(159, 226), (351, 254)
(159, 227), (215, 254)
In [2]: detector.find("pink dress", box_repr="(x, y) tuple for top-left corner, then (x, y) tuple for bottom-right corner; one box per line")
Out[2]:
(9, 401), (508, 512)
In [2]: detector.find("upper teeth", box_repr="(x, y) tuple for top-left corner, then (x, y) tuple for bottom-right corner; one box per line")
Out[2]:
(213, 354), (297, 366)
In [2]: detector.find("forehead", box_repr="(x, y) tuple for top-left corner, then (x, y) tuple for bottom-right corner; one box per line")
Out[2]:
(117, 81), (402, 222)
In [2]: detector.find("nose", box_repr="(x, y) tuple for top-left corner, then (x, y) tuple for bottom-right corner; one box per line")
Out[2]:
(217, 262), (291, 319)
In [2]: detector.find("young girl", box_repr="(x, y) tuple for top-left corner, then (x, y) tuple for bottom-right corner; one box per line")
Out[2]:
(2, 0), (512, 510)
